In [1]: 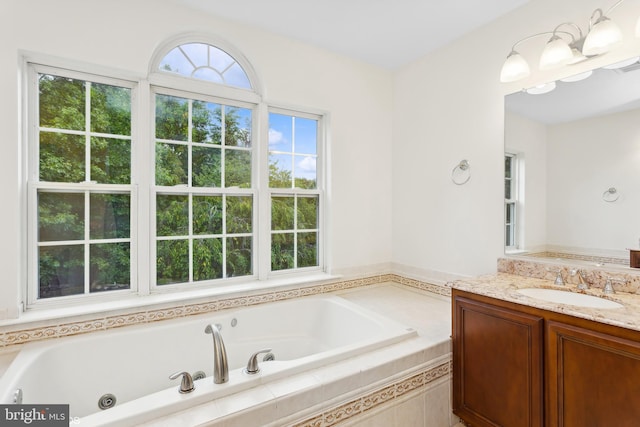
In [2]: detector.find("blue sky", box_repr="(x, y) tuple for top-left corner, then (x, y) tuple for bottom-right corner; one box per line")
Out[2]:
(268, 113), (317, 181)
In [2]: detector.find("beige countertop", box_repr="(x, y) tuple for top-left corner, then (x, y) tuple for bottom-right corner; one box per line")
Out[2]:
(450, 272), (640, 332)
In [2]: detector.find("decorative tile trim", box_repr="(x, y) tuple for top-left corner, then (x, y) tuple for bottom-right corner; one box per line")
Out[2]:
(290, 360), (451, 427)
(498, 257), (640, 294)
(393, 274), (452, 297)
(528, 251), (628, 266)
(0, 273), (448, 350)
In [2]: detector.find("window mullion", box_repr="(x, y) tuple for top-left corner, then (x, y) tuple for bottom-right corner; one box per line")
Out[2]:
(188, 100), (194, 283)
(291, 116), (296, 189)
(188, 99), (193, 187)
(84, 82), (92, 295)
(221, 106), (226, 188)
(293, 195), (298, 269)
(257, 105), (270, 280)
(85, 82), (92, 183)
(222, 194), (227, 278)
(84, 191), (91, 295)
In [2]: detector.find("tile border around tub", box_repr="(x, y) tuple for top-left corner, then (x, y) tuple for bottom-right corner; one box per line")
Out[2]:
(290, 360), (452, 427)
(0, 274), (451, 350)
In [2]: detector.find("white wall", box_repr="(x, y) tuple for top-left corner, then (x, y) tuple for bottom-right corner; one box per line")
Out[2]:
(3, 0), (640, 318)
(504, 111), (547, 252)
(547, 109), (640, 254)
(0, 0), (394, 318)
(392, 0), (640, 278)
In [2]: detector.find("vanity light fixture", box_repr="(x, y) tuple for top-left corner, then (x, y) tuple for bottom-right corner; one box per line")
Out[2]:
(500, 0), (637, 83)
(560, 70), (593, 82)
(525, 81), (556, 95)
(602, 55), (640, 68)
(582, 8), (624, 55)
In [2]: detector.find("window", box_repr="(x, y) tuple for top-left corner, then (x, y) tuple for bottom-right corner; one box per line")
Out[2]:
(268, 111), (321, 271)
(158, 42), (251, 89)
(26, 39), (325, 308)
(30, 67), (135, 302)
(153, 92), (255, 285)
(505, 153), (518, 249)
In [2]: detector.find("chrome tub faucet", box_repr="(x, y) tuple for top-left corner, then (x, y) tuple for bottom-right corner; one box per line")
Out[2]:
(204, 323), (229, 384)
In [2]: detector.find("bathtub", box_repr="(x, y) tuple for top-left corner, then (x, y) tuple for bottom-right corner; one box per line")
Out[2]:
(0, 294), (417, 426)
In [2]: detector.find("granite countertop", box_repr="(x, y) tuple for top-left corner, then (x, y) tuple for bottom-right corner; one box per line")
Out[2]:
(450, 273), (640, 332)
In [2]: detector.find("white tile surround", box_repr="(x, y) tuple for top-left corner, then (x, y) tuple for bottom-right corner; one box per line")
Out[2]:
(0, 280), (459, 427)
(0, 274), (450, 351)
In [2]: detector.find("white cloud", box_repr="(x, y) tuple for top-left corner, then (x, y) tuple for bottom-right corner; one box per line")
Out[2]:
(297, 156), (316, 178)
(268, 128), (285, 146)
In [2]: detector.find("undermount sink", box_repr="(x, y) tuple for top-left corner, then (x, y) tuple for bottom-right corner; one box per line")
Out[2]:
(516, 288), (623, 309)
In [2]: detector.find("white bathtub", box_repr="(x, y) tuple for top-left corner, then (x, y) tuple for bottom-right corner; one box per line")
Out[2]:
(0, 294), (416, 426)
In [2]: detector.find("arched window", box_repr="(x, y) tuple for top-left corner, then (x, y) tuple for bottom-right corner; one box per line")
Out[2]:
(158, 42), (252, 89)
(149, 38), (259, 287)
(25, 34), (322, 311)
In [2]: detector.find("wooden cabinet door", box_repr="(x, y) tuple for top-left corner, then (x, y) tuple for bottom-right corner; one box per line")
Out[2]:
(547, 320), (640, 427)
(453, 293), (544, 427)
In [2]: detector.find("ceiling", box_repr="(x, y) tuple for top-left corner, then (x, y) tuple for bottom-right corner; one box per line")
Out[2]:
(173, 0), (529, 69)
(505, 59), (640, 125)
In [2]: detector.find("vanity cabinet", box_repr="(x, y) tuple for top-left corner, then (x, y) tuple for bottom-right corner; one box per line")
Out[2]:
(546, 320), (640, 426)
(453, 289), (640, 427)
(452, 293), (544, 427)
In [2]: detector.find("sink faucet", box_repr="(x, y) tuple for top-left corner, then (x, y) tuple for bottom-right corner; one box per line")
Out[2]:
(204, 323), (229, 384)
(603, 278), (625, 295)
(571, 269), (589, 290)
(553, 269), (565, 286)
(603, 279), (616, 294)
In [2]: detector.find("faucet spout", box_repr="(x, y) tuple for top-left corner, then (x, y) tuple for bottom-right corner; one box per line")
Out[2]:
(204, 323), (229, 384)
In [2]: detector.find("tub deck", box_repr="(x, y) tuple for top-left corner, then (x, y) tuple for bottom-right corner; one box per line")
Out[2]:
(339, 283), (451, 344)
(0, 282), (453, 426)
(137, 282), (453, 426)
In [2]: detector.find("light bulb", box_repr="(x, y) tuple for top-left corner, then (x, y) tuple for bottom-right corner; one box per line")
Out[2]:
(540, 36), (573, 70)
(525, 81), (556, 95)
(560, 70), (593, 82)
(500, 51), (530, 83)
(583, 16), (623, 56)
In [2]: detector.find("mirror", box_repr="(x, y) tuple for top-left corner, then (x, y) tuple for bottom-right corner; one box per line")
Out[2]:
(504, 57), (640, 267)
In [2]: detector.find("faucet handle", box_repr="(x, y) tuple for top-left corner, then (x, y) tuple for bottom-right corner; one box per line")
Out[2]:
(603, 278), (626, 295)
(545, 267), (565, 286)
(169, 371), (195, 394)
(553, 269), (565, 286)
(603, 279), (615, 294)
(245, 348), (273, 374)
(571, 269), (590, 290)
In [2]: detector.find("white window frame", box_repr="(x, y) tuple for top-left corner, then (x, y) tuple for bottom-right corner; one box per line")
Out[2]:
(505, 152), (519, 251)
(264, 106), (326, 278)
(26, 63), (139, 309)
(22, 40), (328, 312)
(149, 86), (259, 290)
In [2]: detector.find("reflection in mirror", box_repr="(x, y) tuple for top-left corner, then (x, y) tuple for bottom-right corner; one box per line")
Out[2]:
(504, 57), (640, 267)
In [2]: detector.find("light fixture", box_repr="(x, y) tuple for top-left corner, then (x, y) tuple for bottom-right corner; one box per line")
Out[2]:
(525, 81), (556, 95)
(566, 47), (588, 65)
(560, 70), (593, 82)
(500, 0), (635, 83)
(539, 35), (574, 70)
(500, 51), (530, 83)
(602, 55), (640, 69)
(582, 9), (623, 55)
